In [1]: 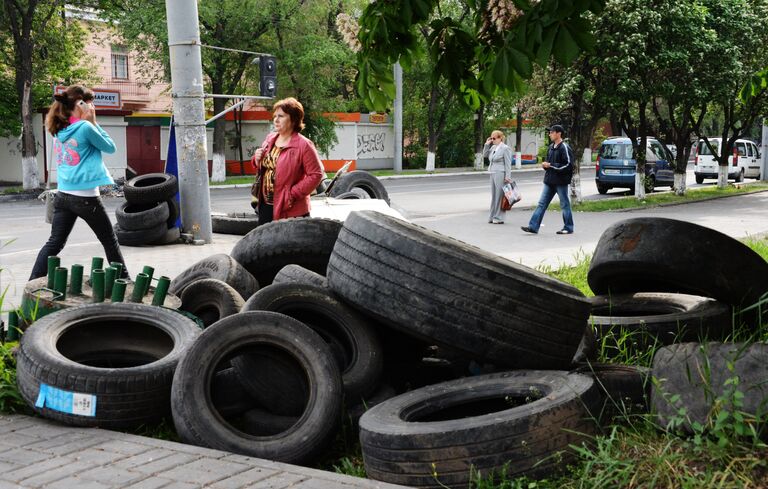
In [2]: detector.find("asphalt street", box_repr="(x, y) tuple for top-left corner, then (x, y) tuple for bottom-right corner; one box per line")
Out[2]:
(1, 167), (766, 314)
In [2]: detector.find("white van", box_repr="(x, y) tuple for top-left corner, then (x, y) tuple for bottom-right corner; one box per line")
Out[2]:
(694, 138), (762, 183)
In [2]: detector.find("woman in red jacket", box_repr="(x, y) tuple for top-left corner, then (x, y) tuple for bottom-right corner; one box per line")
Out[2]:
(251, 97), (324, 225)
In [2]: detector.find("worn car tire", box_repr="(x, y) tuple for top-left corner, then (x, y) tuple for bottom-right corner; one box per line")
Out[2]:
(114, 221), (168, 247)
(652, 342), (768, 433)
(171, 311), (343, 464)
(242, 282), (383, 400)
(169, 254), (259, 300)
(165, 198), (180, 227)
(329, 171), (390, 204)
(211, 212), (260, 235)
(15, 303), (201, 428)
(588, 218), (768, 317)
(230, 217), (343, 286)
(123, 173), (178, 205)
(327, 211), (591, 369)
(180, 278), (245, 327)
(211, 367), (258, 418)
(359, 371), (600, 487)
(589, 292), (732, 350)
(115, 200), (170, 231)
(272, 264), (327, 288)
(573, 362), (651, 422)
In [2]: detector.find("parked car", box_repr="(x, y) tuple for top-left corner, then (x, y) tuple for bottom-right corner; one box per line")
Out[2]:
(693, 138), (761, 183)
(595, 137), (674, 194)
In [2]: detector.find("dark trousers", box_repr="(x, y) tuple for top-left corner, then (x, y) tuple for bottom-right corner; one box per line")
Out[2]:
(29, 192), (128, 280)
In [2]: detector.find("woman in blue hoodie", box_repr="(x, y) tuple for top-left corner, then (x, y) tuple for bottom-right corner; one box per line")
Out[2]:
(29, 85), (129, 280)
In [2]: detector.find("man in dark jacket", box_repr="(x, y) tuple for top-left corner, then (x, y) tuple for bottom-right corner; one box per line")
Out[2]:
(521, 124), (574, 234)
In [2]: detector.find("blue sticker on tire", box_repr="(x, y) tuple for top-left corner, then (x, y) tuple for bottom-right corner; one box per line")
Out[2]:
(35, 383), (97, 417)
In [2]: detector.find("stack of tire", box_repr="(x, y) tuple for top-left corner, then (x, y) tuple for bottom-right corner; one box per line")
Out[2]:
(328, 170), (390, 203)
(161, 212), (602, 487)
(114, 173), (181, 246)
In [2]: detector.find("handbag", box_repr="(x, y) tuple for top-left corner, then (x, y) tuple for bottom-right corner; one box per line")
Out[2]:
(500, 194), (512, 211)
(503, 181), (522, 207)
(250, 173), (261, 210)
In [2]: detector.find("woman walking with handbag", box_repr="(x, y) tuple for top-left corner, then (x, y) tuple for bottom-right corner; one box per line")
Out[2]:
(29, 85), (129, 280)
(250, 97), (323, 225)
(483, 130), (513, 224)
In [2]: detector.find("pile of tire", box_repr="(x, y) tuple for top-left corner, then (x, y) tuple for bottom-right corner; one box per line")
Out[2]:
(158, 213), (601, 486)
(114, 172), (181, 246)
(587, 217), (768, 351)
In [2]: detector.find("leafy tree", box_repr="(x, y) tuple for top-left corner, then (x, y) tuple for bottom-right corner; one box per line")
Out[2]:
(0, 1), (89, 189)
(354, 0), (605, 112)
(694, 0), (768, 188)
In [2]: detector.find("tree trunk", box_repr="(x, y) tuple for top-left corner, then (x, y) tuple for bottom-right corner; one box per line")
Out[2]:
(20, 70), (39, 189)
(211, 95), (227, 182)
(634, 102), (648, 200)
(474, 104), (485, 169)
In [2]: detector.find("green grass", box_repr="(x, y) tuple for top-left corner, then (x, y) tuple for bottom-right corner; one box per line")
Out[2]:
(547, 182), (768, 212)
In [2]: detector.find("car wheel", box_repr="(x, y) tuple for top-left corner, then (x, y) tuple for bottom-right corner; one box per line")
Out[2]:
(736, 168), (745, 183)
(596, 183), (609, 194)
(695, 174), (704, 184)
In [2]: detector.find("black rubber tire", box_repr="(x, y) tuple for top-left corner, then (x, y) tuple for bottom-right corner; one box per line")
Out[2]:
(326, 211), (591, 369)
(124, 173), (179, 205)
(589, 292), (732, 350)
(211, 212), (260, 235)
(571, 325), (598, 365)
(15, 303), (201, 429)
(166, 198), (180, 227)
(180, 278), (245, 328)
(359, 371), (600, 487)
(114, 221), (168, 247)
(273, 264), (327, 288)
(150, 226), (181, 245)
(329, 171), (390, 204)
(652, 342), (768, 433)
(335, 189), (370, 200)
(695, 174), (704, 184)
(241, 408), (299, 436)
(171, 311), (343, 464)
(230, 217), (343, 287)
(736, 168), (745, 182)
(573, 362), (651, 423)
(242, 282), (383, 400)
(230, 342), (309, 417)
(115, 200), (170, 231)
(169, 253), (259, 300)
(346, 384), (397, 428)
(588, 217), (768, 316)
(596, 183), (609, 194)
(211, 367), (258, 418)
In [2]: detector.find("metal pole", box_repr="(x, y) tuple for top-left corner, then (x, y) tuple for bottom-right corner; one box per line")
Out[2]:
(166, 0), (212, 243)
(394, 62), (403, 173)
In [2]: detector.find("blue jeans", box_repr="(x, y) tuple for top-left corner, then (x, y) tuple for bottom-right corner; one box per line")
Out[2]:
(527, 184), (573, 233)
(30, 192), (128, 280)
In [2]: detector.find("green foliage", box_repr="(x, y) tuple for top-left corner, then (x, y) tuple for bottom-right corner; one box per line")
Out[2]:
(333, 456), (367, 478)
(0, 341), (24, 414)
(355, 0), (606, 111)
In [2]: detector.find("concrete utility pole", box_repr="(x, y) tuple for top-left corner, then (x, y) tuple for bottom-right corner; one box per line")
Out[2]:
(166, 0), (212, 243)
(394, 62), (403, 173)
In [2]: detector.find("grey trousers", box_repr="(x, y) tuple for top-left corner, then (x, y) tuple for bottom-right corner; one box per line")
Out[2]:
(489, 171), (506, 222)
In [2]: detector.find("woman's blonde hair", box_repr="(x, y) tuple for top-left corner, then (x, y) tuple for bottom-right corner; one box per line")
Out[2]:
(45, 85), (94, 136)
(491, 130), (505, 142)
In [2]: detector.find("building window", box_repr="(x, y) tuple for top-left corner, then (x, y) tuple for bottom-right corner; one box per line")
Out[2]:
(111, 46), (129, 80)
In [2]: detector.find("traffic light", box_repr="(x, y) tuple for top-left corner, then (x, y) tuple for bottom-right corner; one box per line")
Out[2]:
(260, 56), (277, 98)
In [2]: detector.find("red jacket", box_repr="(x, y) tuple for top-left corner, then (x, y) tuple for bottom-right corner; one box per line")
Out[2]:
(251, 131), (323, 220)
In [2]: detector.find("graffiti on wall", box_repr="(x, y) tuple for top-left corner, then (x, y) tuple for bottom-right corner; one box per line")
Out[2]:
(357, 132), (386, 156)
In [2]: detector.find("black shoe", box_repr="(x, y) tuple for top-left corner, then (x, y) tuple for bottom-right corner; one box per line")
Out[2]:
(556, 229), (573, 235)
(521, 226), (537, 234)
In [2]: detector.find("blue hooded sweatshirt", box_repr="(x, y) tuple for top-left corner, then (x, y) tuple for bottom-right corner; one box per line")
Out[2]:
(53, 119), (116, 191)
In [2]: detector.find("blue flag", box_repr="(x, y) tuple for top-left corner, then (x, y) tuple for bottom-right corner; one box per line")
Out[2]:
(164, 117), (182, 229)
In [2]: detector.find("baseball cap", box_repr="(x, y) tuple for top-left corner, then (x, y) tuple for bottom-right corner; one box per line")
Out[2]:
(547, 124), (564, 134)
